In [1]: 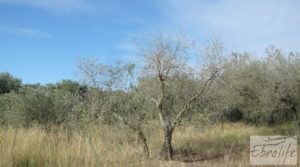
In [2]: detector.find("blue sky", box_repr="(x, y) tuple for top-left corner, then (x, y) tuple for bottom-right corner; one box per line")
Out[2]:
(0, 0), (299, 84)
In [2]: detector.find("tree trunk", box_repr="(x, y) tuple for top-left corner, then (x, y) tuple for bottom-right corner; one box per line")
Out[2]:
(137, 128), (150, 158)
(160, 125), (174, 160)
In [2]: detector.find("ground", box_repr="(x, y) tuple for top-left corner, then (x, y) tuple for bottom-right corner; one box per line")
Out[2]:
(0, 122), (298, 167)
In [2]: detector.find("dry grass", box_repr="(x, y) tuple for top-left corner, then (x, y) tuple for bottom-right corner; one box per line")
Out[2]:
(0, 123), (298, 167)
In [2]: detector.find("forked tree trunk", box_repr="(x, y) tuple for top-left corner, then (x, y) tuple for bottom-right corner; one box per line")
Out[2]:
(160, 125), (174, 160)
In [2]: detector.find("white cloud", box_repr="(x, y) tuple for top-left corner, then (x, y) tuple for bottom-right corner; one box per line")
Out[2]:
(159, 0), (300, 52)
(0, 0), (94, 14)
(0, 25), (54, 38)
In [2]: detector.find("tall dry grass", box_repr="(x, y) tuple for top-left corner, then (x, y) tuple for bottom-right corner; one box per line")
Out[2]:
(0, 123), (298, 167)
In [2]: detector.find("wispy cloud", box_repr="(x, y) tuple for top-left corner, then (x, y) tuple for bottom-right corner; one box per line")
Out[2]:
(158, 0), (300, 52)
(116, 41), (139, 53)
(0, 0), (94, 14)
(0, 25), (54, 38)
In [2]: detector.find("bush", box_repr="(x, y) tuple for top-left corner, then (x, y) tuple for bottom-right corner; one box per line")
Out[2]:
(0, 72), (21, 94)
(0, 87), (85, 129)
(0, 92), (21, 126)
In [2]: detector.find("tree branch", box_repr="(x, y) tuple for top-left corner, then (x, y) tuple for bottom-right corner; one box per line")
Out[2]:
(171, 72), (216, 128)
(150, 97), (165, 127)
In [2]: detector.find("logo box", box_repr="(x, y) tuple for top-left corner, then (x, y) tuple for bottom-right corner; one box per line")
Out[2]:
(250, 136), (297, 165)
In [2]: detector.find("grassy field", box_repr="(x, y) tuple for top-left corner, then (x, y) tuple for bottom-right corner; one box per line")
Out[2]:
(0, 122), (298, 167)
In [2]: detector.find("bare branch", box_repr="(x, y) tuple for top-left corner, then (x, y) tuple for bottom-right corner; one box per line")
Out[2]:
(171, 71), (217, 128)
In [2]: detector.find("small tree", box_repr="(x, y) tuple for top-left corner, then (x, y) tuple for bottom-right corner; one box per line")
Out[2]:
(139, 35), (222, 160)
(77, 59), (150, 157)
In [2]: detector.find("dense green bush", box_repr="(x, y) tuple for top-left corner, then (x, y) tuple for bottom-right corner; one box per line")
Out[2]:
(0, 84), (85, 129)
(0, 72), (21, 94)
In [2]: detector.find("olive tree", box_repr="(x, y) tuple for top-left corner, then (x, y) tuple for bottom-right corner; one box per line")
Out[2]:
(216, 47), (300, 126)
(264, 48), (300, 132)
(77, 58), (150, 157)
(139, 35), (222, 160)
